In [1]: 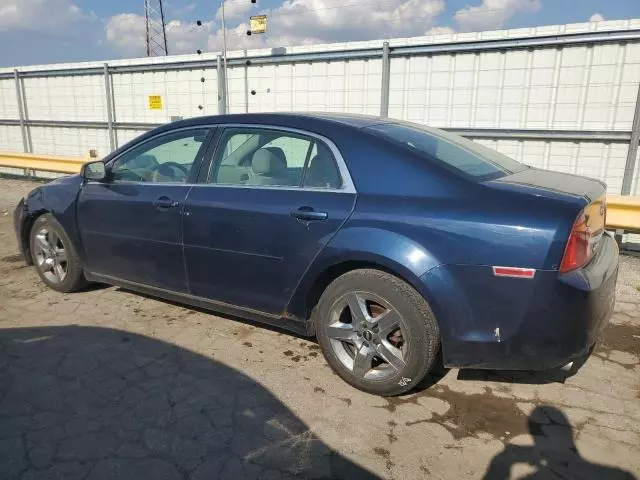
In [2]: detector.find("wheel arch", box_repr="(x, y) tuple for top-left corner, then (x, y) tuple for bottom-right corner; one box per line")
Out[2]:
(19, 208), (50, 265)
(19, 177), (85, 266)
(287, 251), (441, 336)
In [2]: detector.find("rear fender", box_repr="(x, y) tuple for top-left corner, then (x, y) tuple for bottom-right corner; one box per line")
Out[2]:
(286, 226), (440, 321)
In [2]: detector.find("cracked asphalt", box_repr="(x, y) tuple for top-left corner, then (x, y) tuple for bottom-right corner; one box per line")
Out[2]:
(0, 177), (639, 480)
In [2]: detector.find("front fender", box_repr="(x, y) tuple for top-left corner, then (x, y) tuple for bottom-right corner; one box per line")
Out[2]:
(20, 175), (83, 262)
(286, 226), (441, 320)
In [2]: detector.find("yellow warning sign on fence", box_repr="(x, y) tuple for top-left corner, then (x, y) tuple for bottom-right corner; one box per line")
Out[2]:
(250, 15), (267, 34)
(148, 95), (163, 110)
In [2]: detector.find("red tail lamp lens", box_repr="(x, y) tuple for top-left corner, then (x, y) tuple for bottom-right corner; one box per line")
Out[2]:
(560, 211), (593, 273)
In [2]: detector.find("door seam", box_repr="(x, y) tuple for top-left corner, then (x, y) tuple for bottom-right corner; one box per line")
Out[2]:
(181, 185), (195, 294)
(283, 193), (359, 315)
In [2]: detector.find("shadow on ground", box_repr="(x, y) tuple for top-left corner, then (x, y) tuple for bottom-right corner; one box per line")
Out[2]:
(457, 347), (593, 386)
(0, 326), (378, 480)
(483, 405), (636, 480)
(456, 368), (573, 385)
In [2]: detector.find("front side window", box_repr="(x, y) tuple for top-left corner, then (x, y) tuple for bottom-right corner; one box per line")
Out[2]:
(365, 122), (527, 181)
(209, 127), (342, 189)
(110, 129), (209, 183)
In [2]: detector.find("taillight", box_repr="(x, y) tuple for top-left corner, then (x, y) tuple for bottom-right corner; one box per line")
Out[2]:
(559, 211), (594, 273)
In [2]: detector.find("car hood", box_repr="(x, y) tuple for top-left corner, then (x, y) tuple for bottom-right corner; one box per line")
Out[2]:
(49, 174), (82, 185)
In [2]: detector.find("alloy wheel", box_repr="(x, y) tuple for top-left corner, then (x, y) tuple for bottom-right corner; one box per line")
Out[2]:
(326, 291), (407, 381)
(33, 227), (68, 284)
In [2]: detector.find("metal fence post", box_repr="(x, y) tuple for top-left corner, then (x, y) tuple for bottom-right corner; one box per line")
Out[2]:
(103, 63), (116, 152)
(244, 49), (249, 114)
(19, 77), (33, 153)
(380, 41), (390, 117)
(14, 69), (29, 153)
(621, 80), (640, 195)
(217, 55), (227, 115)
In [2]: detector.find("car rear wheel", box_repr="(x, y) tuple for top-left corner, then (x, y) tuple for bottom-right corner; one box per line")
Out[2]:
(30, 214), (87, 293)
(315, 269), (439, 396)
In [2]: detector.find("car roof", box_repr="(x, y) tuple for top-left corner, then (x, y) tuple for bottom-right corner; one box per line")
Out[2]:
(166, 112), (388, 132)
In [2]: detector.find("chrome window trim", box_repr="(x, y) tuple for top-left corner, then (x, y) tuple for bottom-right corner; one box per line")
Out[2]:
(96, 122), (358, 194)
(205, 123), (357, 194)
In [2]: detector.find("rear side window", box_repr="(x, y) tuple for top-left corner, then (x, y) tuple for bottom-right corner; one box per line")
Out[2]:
(210, 128), (312, 187)
(365, 122), (527, 180)
(209, 127), (342, 189)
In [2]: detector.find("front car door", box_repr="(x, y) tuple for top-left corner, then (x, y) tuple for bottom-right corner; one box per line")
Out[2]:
(183, 125), (357, 315)
(77, 127), (213, 292)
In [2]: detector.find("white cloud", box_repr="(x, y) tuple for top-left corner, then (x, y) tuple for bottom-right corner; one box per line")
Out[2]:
(454, 0), (541, 32)
(264, 0), (446, 47)
(0, 0), (95, 33)
(105, 14), (147, 56)
(166, 20), (214, 54)
(216, 0), (257, 23)
(207, 22), (257, 51)
(590, 13), (604, 22)
(105, 14), (254, 57)
(106, 0), (450, 58)
(426, 26), (456, 35)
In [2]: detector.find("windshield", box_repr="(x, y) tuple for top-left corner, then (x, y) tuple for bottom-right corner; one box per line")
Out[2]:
(365, 122), (527, 180)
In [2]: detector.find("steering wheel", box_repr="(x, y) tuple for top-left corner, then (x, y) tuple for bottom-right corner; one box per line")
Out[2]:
(149, 162), (189, 182)
(161, 162), (189, 175)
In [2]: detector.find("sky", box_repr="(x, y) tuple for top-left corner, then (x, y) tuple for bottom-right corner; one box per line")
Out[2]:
(0, 0), (638, 67)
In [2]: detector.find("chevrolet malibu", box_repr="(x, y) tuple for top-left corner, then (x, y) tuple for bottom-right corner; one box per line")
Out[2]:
(13, 113), (618, 396)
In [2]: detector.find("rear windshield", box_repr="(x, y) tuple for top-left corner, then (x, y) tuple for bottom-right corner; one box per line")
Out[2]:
(364, 122), (527, 180)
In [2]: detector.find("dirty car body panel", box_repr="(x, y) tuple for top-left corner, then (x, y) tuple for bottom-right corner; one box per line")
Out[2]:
(14, 113), (618, 371)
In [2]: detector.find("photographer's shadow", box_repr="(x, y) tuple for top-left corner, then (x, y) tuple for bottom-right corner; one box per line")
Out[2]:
(0, 325), (378, 479)
(484, 405), (636, 480)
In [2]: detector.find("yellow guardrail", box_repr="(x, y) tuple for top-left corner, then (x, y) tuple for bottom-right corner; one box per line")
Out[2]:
(1, 151), (640, 233)
(606, 195), (640, 233)
(0, 152), (87, 174)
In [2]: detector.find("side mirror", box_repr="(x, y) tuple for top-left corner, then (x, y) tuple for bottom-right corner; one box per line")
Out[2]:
(82, 160), (107, 182)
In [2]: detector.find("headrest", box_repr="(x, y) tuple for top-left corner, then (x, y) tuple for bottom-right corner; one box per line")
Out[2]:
(252, 149), (286, 176)
(307, 154), (341, 188)
(264, 147), (286, 164)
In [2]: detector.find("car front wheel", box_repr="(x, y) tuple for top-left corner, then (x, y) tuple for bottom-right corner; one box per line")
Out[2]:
(315, 269), (440, 396)
(29, 214), (87, 293)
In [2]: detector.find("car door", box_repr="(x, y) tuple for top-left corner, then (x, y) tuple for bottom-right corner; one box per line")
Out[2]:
(77, 127), (213, 292)
(183, 125), (357, 315)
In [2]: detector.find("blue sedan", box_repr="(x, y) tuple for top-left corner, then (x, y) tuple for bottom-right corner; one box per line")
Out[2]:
(13, 113), (618, 395)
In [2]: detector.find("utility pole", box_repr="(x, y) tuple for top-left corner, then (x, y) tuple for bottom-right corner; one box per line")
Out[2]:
(220, 0), (229, 112)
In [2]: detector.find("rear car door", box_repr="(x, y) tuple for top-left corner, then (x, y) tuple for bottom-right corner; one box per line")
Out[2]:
(77, 127), (213, 292)
(183, 125), (357, 314)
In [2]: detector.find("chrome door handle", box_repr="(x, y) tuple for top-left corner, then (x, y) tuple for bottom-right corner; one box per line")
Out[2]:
(291, 207), (328, 221)
(154, 196), (180, 209)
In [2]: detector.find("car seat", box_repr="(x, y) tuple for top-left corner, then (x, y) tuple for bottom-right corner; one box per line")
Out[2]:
(250, 148), (288, 186)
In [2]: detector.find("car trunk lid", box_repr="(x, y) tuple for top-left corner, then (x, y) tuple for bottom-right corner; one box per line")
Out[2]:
(488, 168), (606, 204)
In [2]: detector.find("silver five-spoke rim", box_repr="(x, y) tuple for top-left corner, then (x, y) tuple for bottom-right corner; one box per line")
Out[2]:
(327, 292), (407, 381)
(34, 227), (68, 284)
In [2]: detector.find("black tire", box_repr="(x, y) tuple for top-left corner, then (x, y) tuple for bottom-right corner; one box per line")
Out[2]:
(315, 269), (440, 396)
(29, 214), (87, 293)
